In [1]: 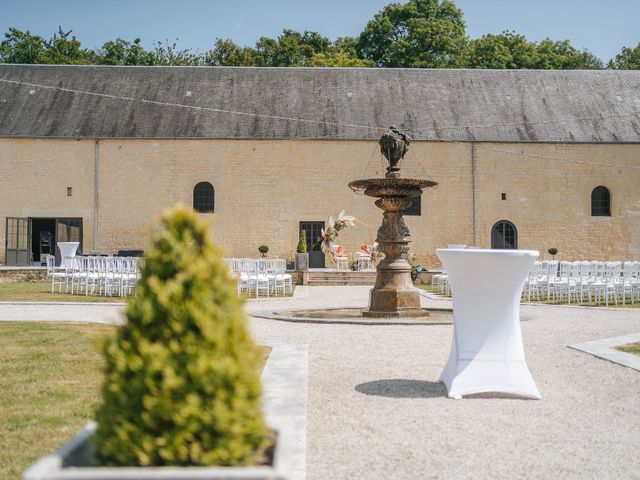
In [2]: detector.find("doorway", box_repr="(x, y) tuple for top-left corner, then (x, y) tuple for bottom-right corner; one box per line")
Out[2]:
(300, 221), (325, 268)
(4, 217), (83, 266)
(31, 218), (55, 263)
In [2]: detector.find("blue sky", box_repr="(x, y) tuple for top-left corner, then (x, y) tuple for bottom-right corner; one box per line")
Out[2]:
(2, 0), (639, 62)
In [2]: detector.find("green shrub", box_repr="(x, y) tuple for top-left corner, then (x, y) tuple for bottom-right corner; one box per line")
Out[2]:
(548, 247), (558, 259)
(296, 230), (307, 254)
(258, 245), (269, 257)
(95, 205), (268, 467)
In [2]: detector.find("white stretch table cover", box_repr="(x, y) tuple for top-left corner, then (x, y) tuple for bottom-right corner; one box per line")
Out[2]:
(57, 242), (79, 268)
(436, 248), (541, 400)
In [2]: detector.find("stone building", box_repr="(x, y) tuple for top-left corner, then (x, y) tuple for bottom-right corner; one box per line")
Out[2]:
(0, 64), (639, 267)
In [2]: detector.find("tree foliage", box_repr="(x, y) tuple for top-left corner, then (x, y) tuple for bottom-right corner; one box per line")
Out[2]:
(0, 27), (95, 64)
(2, 1), (631, 70)
(465, 31), (603, 69)
(204, 39), (257, 66)
(95, 205), (268, 466)
(356, 0), (468, 67)
(608, 42), (640, 69)
(98, 38), (155, 66)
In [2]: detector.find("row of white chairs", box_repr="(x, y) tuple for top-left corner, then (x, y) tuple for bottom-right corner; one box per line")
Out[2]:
(224, 258), (293, 298)
(431, 260), (640, 306)
(46, 255), (142, 297)
(525, 260), (640, 306)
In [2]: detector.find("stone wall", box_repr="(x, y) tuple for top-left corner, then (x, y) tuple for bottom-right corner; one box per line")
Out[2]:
(1, 138), (638, 267)
(0, 268), (47, 283)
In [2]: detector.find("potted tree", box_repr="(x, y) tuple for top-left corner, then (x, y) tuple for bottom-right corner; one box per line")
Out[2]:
(295, 230), (308, 271)
(258, 244), (269, 258)
(548, 247), (558, 260)
(24, 206), (291, 479)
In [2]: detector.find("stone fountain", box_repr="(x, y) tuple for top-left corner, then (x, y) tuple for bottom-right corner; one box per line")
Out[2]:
(349, 127), (437, 318)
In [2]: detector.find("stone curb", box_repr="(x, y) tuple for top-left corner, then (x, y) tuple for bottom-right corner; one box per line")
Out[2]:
(261, 342), (309, 480)
(569, 333), (640, 371)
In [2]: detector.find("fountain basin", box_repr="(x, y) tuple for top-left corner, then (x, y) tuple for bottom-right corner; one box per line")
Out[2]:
(252, 308), (453, 325)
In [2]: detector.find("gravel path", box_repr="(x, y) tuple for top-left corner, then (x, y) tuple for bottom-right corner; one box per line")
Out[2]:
(247, 287), (640, 480)
(1, 287), (638, 479)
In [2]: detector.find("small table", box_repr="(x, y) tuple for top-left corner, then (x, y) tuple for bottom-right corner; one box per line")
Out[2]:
(436, 248), (541, 400)
(57, 242), (80, 268)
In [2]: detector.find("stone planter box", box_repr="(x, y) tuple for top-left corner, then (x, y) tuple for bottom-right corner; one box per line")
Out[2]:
(294, 253), (308, 272)
(24, 341), (309, 480)
(24, 421), (292, 480)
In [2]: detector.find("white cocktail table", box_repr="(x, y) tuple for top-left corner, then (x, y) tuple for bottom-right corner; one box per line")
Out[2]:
(436, 248), (541, 400)
(57, 242), (80, 268)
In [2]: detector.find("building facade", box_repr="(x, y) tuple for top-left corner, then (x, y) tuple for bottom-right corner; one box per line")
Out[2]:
(1, 65), (639, 266)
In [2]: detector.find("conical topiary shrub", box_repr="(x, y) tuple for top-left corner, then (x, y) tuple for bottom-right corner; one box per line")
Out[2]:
(94, 205), (268, 467)
(296, 230), (307, 254)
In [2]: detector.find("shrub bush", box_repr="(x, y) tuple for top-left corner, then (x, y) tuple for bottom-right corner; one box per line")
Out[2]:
(258, 245), (269, 257)
(95, 205), (268, 467)
(296, 230), (307, 254)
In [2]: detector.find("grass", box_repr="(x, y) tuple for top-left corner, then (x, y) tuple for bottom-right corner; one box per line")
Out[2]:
(615, 342), (640, 356)
(0, 322), (114, 479)
(0, 281), (125, 303)
(0, 322), (270, 479)
(0, 281), (294, 303)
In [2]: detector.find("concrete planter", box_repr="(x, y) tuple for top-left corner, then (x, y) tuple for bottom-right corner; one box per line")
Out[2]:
(24, 342), (309, 480)
(294, 253), (308, 271)
(24, 421), (292, 480)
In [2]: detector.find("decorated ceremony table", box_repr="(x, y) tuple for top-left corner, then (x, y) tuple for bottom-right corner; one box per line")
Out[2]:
(436, 247), (541, 400)
(57, 241), (80, 268)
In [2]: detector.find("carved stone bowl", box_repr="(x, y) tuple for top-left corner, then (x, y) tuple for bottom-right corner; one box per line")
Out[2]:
(348, 178), (438, 199)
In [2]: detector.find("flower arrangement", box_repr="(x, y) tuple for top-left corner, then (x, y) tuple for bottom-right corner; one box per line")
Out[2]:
(320, 210), (356, 263)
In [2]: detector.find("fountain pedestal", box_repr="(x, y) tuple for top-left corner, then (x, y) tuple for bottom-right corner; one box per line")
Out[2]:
(349, 127), (438, 319)
(349, 178), (437, 318)
(364, 198), (423, 317)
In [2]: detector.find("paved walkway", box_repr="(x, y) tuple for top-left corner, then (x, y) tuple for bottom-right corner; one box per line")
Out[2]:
(1, 287), (639, 479)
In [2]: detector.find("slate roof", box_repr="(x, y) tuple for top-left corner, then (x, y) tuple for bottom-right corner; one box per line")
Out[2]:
(0, 64), (639, 142)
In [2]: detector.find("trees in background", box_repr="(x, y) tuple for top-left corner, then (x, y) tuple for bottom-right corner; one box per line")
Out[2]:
(465, 32), (603, 70)
(608, 43), (640, 70)
(1, 0), (637, 69)
(0, 27), (96, 64)
(357, 0), (467, 68)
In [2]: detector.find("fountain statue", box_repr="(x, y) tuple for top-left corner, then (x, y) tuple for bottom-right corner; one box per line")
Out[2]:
(349, 126), (438, 317)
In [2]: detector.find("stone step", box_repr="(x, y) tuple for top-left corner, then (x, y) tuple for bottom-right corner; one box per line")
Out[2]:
(305, 271), (376, 286)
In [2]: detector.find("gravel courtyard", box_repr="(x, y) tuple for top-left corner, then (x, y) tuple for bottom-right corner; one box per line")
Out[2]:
(1, 286), (638, 479)
(246, 286), (640, 480)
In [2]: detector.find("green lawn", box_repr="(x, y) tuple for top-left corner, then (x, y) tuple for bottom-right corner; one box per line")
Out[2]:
(615, 342), (640, 356)
(0, 281), (126, 303)
(0, 322), (114, 479)
(0, 281), (293, 303)
(0, 322), (270, 479)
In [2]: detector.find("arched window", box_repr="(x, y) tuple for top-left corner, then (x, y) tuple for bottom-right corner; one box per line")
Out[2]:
(491, 220), (517, 249)
(591, 186), (611, 217)
(193, 182), (214, 213)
